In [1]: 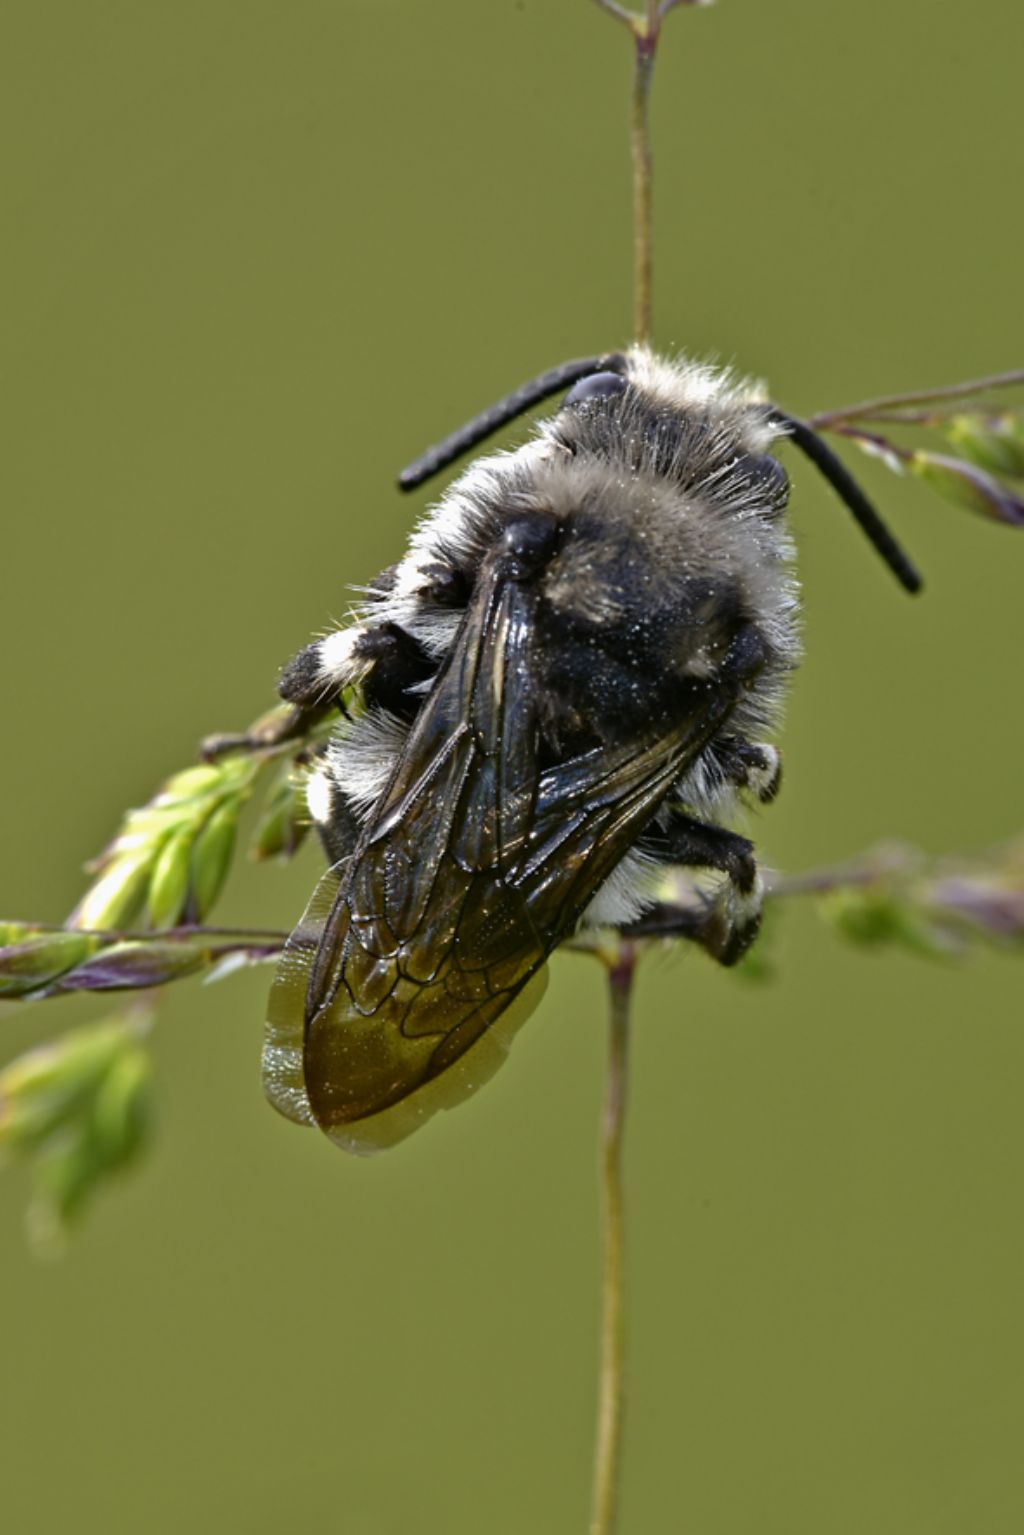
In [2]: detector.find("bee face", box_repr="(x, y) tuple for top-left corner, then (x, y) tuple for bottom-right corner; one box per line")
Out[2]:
(265, 347), (918, 1153)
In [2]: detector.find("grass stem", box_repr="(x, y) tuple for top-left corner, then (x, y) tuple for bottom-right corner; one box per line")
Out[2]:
(590, 944), (636, 1535)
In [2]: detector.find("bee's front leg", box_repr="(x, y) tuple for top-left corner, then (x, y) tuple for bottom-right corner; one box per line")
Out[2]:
(198, 636), (351, 760)
(280, 621), (433, 722)
(628, 812), (764, 967)
(201, 616), (434, 762)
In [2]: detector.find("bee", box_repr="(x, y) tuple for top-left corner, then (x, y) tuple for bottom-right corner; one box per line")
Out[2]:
(261, 348), (921, 1154)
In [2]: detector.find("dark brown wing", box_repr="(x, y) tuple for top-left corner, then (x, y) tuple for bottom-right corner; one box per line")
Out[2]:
(262, 555), (736, 1154)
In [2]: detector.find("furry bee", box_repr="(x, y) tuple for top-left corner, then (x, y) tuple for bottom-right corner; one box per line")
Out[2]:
(260, 348), (921, 1154)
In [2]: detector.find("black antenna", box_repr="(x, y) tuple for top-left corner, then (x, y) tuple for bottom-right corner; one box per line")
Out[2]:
(771, 410), (923, 594)
(397, 354), (626, 491)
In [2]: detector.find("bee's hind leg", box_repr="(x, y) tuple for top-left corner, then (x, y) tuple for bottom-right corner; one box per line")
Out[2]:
(627, 812), (764, 967)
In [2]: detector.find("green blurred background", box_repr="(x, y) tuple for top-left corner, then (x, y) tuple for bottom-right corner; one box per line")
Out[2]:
(2, 1), (1022, 1530)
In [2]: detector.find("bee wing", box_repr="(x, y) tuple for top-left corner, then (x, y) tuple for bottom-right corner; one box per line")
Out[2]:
(263, 555), (736, 1154)
(263, 557), (546, 1153)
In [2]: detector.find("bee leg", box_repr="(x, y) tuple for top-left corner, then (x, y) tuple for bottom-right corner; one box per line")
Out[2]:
(352, 623), (435, 719)
(623, 885), (763, 967)
(629, 814), (763, 967)
(718, 739), (783, 804)
(201, 617), (433, 761)
(278, 633), (363, 712)
(200, 630), (363, 760)
(280, 622), (433, 722)
(272, 619), (432, 865)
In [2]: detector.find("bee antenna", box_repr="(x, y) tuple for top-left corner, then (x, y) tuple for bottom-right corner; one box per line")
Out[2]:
(397, 354), (627, 491)
(772, 410), (923, 594)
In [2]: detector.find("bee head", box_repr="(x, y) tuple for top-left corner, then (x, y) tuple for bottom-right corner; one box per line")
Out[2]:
(397, 348), (921, 593)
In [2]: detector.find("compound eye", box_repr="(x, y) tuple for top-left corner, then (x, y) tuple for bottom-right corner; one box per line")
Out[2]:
(563, 370), (628, 408)
(737, 453), (790, 509)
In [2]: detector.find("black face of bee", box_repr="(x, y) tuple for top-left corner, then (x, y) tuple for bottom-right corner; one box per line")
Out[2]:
(264, 347), (922, 1155)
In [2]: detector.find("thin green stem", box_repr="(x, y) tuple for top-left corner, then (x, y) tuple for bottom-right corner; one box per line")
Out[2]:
(631, 27), (657, 344)
(810, 368), (1024, 432)
(594, 0), (709, 344)
(590, 943), (635, 1535)
(587, 7), (704, 1525)
(829, 423), (913, 463)
(592, 0), (638, 24)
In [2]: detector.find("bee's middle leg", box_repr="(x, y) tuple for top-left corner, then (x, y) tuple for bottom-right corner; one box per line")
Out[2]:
(628, 812), (764, 967)
(718, 738), (783, 804)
